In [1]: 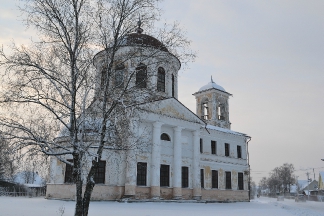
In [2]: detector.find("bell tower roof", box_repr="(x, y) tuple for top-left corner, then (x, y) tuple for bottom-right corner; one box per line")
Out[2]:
(198, 76), (226, 92)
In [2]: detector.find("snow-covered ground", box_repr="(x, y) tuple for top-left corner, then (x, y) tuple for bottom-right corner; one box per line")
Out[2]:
(0, 196), (324, 216)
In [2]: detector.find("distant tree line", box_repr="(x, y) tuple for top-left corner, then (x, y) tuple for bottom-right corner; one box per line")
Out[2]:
(258, 163), (296, 196)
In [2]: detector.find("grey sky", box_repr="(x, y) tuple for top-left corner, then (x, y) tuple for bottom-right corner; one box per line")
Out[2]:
(1, 0), (324, 183)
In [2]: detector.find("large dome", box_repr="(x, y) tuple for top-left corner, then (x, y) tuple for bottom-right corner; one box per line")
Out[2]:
(118, 33), (168, 52)
(198, 77), (226, 92)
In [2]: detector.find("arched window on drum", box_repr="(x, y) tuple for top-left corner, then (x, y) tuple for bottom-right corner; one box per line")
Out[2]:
(157, 67), (165, 92)
(136, 63), (147, 88)
(115, 63), (125, 88)
(160, 133), (171, 141)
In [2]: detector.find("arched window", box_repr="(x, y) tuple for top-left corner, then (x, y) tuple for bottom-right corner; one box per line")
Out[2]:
(157, 67), (165, 92)
(201, 99), (209, 120)
(115, 63), (125, 88)
(136, 63), (147, 88)
(160, 133), (171, 141)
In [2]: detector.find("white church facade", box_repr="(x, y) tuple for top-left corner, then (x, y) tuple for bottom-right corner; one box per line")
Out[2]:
(46, 27), (250, 202)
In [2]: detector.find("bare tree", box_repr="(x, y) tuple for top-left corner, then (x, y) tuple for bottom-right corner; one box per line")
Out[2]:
(0, 134), (16, 181)
(0, 0), (194, 215)
(259, 163), (296, 197)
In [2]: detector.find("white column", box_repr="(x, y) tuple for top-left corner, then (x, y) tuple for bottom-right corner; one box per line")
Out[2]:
(151, 121), (163, 198)
(192, 130), (201, 200)
(124, 118), (138, 197)
(173, 126), (183, 199)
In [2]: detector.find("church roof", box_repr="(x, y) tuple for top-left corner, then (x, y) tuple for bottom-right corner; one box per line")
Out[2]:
(117, 33), (168, 52)
(206, 124), (247, 137)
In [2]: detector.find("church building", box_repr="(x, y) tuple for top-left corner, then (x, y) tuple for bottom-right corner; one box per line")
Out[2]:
(46, 26), (250, 202)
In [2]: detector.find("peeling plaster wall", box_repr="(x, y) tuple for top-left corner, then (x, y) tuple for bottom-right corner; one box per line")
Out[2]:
(48, 102), (248, 201)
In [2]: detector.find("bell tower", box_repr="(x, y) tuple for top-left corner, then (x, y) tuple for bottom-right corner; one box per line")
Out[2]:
(193, 77), (232, 129)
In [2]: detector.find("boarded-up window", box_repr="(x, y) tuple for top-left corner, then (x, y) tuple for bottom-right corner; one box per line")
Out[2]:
(64, 159), (74, 183)
(225, 171), (231, 189)
(137, 162), (147, 186)
(94, 161), (106, 184)
(212, 170), (218, 189)
(238, 172), (244, 190)
(160, 164), (170, 187)
(211, 140), (216, 155)
(182, 167), (189, 188)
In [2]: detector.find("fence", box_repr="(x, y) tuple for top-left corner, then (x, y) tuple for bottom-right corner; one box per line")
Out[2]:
(0, 186), (46, 197)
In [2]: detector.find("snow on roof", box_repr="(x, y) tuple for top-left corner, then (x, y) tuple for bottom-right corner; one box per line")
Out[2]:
(198, 76), (227, 93)
(206, 124), (247, 136)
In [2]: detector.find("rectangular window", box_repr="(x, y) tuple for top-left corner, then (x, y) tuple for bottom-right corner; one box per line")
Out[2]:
(94, 161), (106, 184)
(64, 159), (74, 183)
(200, 169), (204, 188)
(137, 162), (147, 186)
(225, 171), (232, 189)
(225, 143), (230, 157)
(160, 165), (170, 187)
(212, 170), (218, 189)
(238, 172), (244, 190)
(182, 167), (189, 188)
(211, 140), (216, 155)
(200, 139), (203, 153)
(237, 145), (242, 158)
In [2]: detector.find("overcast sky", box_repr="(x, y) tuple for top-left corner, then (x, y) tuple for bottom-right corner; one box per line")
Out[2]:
(1, 0), (324, 183)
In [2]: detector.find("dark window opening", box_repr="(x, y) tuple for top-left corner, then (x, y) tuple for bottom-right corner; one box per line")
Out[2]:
(172, 74), (175, 97)
(182, 167), (189, 188)
(64, 159), (74, 183)
(136, 63), (147, 88)
(201, 101), (209, 120)
(101, 67), (107, 89)
(137, 162), (147, 186)
(238, 172), (244, 190)
(200, 139), (203, 153)
(160, 165), (170, 187)
(200, 169), (204, 188)
(211, 140), (216, 155)
(225, 171), (231, 189)
(160, 133), (171, 141)
(212, 170), (218, 189)
(157, 67), (165, 92)
(115, 64), (125, 88)
(237, 145), (242, 158)
(94, 160), (106, 184)
(225, 143), (230, 157)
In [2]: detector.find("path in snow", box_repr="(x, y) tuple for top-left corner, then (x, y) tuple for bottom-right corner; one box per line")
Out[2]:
(0, 196), (323, 216)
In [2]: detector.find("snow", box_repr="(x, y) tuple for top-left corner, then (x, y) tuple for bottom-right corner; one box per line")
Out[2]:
(206, 124), (247, 136)
(1, 196), (324, 216)
(198, 77), (226, 93)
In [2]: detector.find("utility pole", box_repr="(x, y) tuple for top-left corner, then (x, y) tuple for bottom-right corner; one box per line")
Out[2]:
(306, 172), (310, 200)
